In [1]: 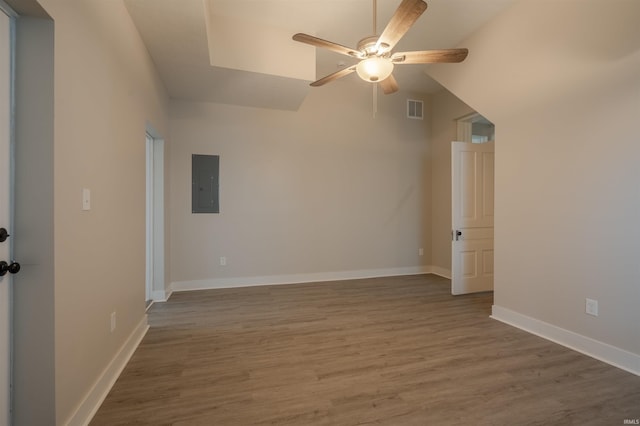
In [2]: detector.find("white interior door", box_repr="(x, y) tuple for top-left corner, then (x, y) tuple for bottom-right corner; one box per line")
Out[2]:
(451, 141), (495, 295)
(0, 9), (13, 423)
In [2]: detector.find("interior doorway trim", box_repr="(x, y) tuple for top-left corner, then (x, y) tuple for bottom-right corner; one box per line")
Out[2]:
(145, 126), (167, 303)
(456, 112), (481, 143)
(456, 112), (495, 144)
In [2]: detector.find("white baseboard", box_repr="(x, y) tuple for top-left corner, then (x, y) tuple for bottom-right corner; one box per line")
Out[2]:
(64, 316), (149, 426)
(429, 266), (451, 280)
(491, 305), (640, 376)
(171, 266), (441, 292)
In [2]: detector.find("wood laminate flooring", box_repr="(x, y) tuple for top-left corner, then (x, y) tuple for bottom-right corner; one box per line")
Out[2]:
(91, 274), (640, 425)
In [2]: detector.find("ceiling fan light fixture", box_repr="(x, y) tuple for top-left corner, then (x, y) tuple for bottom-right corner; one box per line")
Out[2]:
(292, 0), (466, 95)
(356, 57), (394, 83)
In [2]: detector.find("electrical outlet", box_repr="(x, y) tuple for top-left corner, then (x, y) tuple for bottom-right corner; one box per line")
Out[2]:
(418, 248), (424, 256)
(110, 312), (116, 332)
(585, 298), (598, 317)
(82, 188), (91, 211)
(220, 256), (227, 266)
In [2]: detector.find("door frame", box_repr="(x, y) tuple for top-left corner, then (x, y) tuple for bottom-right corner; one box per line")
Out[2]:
(145, 132), (154, 304)
(452, 113), (496, 295)
(0, 1), (16, 422)
(145, 127), (166, 303)
(456, 112), (495, 144)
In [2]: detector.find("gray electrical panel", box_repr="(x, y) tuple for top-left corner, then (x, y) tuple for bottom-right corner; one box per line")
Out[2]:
(192, 154), (219, 213)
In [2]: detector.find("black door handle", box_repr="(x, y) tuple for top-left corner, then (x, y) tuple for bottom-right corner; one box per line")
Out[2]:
(455, 230), (462, 241)
(0, 228), (8, 243)
(0, 261), (20, 276)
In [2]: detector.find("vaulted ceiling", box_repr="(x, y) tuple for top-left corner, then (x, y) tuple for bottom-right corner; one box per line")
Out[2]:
(125, 0), (517, 110)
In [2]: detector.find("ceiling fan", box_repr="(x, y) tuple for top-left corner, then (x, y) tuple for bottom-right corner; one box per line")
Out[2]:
(292, 0), (468, 94)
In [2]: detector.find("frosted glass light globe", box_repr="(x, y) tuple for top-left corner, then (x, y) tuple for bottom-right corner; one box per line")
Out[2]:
(356, 57), (394, 82)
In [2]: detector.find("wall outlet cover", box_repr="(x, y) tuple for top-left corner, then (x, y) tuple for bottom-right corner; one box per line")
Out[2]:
(82, 188), (91, 211)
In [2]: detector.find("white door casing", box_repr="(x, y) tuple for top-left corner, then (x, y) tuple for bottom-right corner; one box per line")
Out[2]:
(451, 141), (495, 295)
(145, 133), (154, 303)
(145, 131), (165, 302)
(0, 8), (13, 423)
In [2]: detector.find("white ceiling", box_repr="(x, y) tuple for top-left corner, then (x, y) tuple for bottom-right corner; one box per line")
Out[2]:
(125, 0), (517, 110)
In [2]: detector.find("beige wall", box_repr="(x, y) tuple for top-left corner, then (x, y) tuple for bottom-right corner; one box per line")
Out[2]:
(16, 0), (170, 423)
(429, 0), (640, 356)
(19, 0), (640, 422)
(429, 91), (474, 275)
(169, 82), (432, 287)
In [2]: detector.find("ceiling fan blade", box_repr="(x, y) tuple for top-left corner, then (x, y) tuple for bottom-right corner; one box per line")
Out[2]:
(379, 74), (399, 95)
(377, 0), (428, 52)
(310, 66), (357, 87)
(293, 33), (362, 58)
(392, 49), (469, 64)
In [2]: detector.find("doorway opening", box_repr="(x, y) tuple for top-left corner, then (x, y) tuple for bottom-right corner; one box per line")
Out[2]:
(145, 130), (165, 307)
(451, 112), (495, 295)
(456, 112), (495, 144)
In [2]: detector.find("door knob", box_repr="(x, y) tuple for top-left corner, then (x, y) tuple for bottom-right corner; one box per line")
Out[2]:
(0, 261), (20, 276)
(0, 228), (8, 243)
(455, 230), (462, 241)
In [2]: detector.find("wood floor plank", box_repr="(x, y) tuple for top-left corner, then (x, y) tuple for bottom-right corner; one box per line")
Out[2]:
(91, 274), (640, 425)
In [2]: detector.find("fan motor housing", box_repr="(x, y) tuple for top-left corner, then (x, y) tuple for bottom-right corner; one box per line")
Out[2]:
(357, 36), (389, 56)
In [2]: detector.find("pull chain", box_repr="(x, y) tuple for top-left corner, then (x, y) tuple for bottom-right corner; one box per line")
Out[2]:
(373, 84), (377, 118)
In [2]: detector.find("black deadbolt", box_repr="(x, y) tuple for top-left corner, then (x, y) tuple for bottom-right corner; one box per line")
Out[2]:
(0, 228), (8, 243)
(0, 261), (20, 277)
